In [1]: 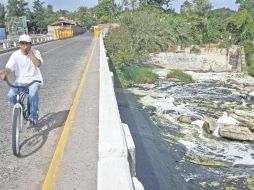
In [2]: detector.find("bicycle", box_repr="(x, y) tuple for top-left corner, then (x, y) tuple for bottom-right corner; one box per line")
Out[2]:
(5, 78), (41, 156)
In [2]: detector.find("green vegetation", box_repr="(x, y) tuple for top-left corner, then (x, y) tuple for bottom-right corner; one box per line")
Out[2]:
(95, 0), (119, 23)
(225, 187), (238, 190)
(185, 151), (225, 166)
(103, 0), (254, 79)
(210, 181), (220, 187)
(166, 70), (193, 82)
(244, 176), (254, 190)
(2, 0), (96, 33)
(248, 63), (254, 76)
(0, 3), (5, 27)
(115, 65), (157, 87)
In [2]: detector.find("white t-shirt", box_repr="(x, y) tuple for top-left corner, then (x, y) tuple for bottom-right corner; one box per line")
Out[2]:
(6, 48), (44, 84)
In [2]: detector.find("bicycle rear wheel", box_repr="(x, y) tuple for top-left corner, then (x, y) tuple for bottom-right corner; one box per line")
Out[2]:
(12, 107), (22, 156)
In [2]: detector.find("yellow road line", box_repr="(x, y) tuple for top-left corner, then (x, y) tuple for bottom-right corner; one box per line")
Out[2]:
(41, 39), (97, 190)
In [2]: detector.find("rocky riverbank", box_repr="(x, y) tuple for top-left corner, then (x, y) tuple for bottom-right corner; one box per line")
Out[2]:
(127, 69), (254, 189)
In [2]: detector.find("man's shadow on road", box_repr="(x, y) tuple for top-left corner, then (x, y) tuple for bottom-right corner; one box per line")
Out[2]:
(19, 110), (69, 158)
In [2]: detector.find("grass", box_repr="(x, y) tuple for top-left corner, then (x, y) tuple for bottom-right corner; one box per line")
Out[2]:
(115, 65), (158, 87)
(247, 62), (254, 76)
(166, 70), (193, 82)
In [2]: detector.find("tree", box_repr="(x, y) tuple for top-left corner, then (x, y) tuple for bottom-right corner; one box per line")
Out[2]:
(31, 0), (46, 33)
(139, 0), (172, 8)
(96, 0), (119, 23)
(236, 0), (254, 10)
(44, 5), (57, 25)
(18, 0), (29, 15)
(180, 0), (193, 16)
(122, 0), (139, 10)
(192, 0), (212, 17)
(75, 6), (94, 28)
(235, 0), (254, 18)
(226, 9), (254, 44)
(7, 0), (28, 19)
(226, 9), (254, 66)
(206, 8), (235, 44)
(0, 3), (5, 27)
(189, 15), (206, 44)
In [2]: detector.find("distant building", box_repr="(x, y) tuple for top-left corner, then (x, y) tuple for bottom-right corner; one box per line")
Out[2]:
(47, 17), (85, 39)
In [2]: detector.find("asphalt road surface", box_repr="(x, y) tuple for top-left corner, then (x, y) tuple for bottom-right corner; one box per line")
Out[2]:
(0, 33), (94, 190)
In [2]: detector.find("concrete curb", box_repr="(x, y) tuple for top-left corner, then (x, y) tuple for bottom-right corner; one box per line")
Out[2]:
(123, 123), (136, 177)
(99, 36), (128, 159)
(98, 35), (144, 190)
(98, 158), (134, 190)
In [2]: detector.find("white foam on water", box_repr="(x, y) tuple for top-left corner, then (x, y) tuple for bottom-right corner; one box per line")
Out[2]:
(130, 72), (254, 166)
(185, 71), (240, 81)
(191, 120), (204, 128)
(249, 91), (254, 96)
(212, 124), (220, 137)
(155, 97), (176, 113)
(178, 140), (197, 151)
(178, 135), (254, 165)
(217, 112), (240, 125)
(155, 70), (167, 79)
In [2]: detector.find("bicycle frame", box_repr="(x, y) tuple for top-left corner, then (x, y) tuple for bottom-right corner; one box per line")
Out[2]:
(6, 79), (42, 124)
(8, 81), (31, 124)
(5, 78), (41, 156)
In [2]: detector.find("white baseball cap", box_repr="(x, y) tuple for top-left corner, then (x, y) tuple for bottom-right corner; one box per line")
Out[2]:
(19, 34), (32, 43)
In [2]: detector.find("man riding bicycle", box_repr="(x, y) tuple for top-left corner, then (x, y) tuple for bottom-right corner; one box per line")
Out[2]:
(0, 34), (44, 126)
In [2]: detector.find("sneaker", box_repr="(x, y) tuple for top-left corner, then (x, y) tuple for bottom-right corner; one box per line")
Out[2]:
(29, 119), (37, 127)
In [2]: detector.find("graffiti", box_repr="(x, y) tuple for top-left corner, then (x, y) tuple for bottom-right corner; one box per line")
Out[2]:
(166, 55), (209, 64)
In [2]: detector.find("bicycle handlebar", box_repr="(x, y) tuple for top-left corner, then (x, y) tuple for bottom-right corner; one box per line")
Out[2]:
(5, 78), (41, 89)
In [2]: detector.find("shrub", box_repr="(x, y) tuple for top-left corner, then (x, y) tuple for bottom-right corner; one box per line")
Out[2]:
(190, 45), (201, 54)
(116, 66), (158, 87)
(166, 70), (193, 82)
(104, 26), (137, 69)
(98, 16), (110, 24)
(247, 62), (254, 76)
(243, 40), (254, 66)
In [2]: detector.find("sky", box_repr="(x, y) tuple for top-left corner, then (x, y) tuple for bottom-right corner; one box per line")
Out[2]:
(171, 0), (239, 12)
(1, 0), (99, 11)
(1, 0), (239, 12)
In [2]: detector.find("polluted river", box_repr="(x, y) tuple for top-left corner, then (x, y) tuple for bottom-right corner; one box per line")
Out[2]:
(128, 69), (254, 190)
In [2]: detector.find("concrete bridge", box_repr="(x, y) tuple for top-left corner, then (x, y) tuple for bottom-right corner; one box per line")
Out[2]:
(0, 32), (202, 190)
(0, 32), (144, 190)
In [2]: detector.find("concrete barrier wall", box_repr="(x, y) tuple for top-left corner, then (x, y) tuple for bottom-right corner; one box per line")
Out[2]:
(151, 52), (231, 72)
(0, 34), (53, 52)
(98, 34), (144, 190)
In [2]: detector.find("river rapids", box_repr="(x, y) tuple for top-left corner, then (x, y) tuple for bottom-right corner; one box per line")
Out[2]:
(128, 70), (254, 189)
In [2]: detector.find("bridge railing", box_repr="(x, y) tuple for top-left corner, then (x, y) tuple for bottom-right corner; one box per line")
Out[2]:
(0, 34), (54, 51)
(98, 34), (144, 190)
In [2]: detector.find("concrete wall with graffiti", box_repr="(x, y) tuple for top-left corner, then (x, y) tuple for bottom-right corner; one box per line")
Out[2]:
(150, 45), (245, 72)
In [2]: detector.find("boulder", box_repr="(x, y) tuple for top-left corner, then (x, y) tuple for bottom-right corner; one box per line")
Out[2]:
(202, 121), (212, 134)
(202, 117), (217, 134)
(225, 79), (244, 90)
(178, 115), (193, 124)
(219, 125), (254, 141)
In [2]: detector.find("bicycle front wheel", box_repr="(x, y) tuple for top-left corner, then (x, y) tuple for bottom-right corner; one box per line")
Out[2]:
(12, 107), (22, 156)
